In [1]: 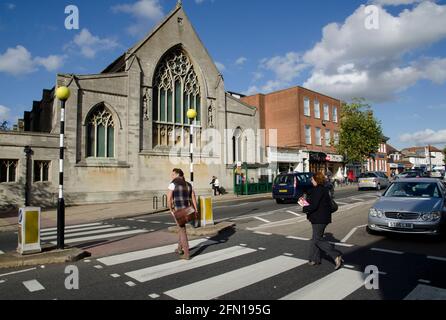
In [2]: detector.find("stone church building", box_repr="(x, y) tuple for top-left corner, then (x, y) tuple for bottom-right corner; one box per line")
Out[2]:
(0, 3), (265, 211)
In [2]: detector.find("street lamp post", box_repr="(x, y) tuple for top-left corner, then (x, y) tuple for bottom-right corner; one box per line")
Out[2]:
(55, 86), (71, 250)
(187, 109), (198, 187)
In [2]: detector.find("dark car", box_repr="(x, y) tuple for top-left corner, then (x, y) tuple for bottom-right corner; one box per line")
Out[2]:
(272, 173), (314, 204)
(395, 171), (425, 180)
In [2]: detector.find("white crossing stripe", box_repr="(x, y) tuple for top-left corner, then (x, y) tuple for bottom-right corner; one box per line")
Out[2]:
(253, 231), (272, 236)
(126, 281), (136, 287)
(254, 217), (271, 223)
(0, 280), (5, 284)
(41, 223), (103, 232)
(41, 224), (116, 236)
(0, 268), (37, 278)
(427, 256), (446, 262)
(404, 285), (446, 300)
(287, 211), (303, 217)
(23, 280), (45, 293)
(126, 246), (257, 283)
(97, 239), (218, 266)
(50, 229), (148, 245)
(165, 256), (307, 300)
(287, 236), (310, 241)
(280, 269), (365, 300)
(111, 274), (121, 278)
(0, 250), (4, 255)
(41, 227), (131, 241)
(371, 248), (404, 255)
(149, 293), (160, 299)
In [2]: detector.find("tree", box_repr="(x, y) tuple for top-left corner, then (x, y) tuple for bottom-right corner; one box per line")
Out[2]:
(335, 98), (383, 170)
(0, 121), (10, 131)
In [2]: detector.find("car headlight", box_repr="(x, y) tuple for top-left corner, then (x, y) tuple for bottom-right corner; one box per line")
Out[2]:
(421, 213), (432, 221)
(431, 212), (442, 221)
(370, 208), (383, 218)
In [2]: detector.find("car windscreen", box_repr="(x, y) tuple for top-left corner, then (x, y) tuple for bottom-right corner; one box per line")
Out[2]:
(384, 182), (441, 198)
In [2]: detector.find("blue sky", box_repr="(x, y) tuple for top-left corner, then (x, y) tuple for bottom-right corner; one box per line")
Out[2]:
(1, 0), (445, 150)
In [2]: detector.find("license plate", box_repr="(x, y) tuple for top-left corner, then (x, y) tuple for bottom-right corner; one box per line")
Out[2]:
(279, 190), (288, 193)
(388, 222), (414, 229)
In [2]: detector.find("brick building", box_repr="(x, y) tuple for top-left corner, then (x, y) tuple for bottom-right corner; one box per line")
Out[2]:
(241, 86), (344, 178)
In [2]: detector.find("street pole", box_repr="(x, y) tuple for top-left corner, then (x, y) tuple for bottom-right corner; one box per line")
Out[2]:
(429, 145), (432, 172)
(55, 86), (71, 250)
(24, 146), (33, 207)
(187, 109), (197, 187)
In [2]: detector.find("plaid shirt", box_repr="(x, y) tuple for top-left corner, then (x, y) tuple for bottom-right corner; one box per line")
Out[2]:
(172, 180), (193, 211)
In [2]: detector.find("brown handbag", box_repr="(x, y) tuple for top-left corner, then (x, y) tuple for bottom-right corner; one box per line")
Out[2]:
(174, 206), (197, 227)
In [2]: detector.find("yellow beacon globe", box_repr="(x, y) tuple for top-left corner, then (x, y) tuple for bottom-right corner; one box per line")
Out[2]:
(187, 109), (198, 120)
(56, 87), (71, 101)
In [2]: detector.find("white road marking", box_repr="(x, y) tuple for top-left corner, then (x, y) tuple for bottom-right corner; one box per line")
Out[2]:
(331, 242), (355, 248)
(137, 220), (146, 223)
(151, 221), (162, 224)
(40, 224), (115, 236)
(126, 281), (136, 287)
(419, 279), (431, 284)
(50, 229), (148, 245)
(287, 236), (310, 241)
(42, 223), (103, 232)
(284, 253), (294, 257)
(253, 231), (272, 236)
(0, 250), (4, 255)
(427, 256), (446, 262)
(258, 247), (266, 251)
(404, 285), (446, 300)
(0, 268), (37, 278)
(371, 248), (404, 255)
(94, 265), (104, 269)
(280, 269), (365, 300)
(287, 210), (303, 217)
(84, 260), (91, 263)
(127, 219), (135, 221)
(126, 246), (257, 283)
(253, 217), (271, 223)
(149, 293), (160, 299)
(97, 239), (218, 266)
(41, 227), (131, 241)
(23, 280), (45, 293)
(111, 274), (121, 278)
(240, 244), (247, 247)
(0, 280), (5, 284)
(165, 256), (307, 300)
(344, 265), (356, 269)
(341, 225), (368, 243)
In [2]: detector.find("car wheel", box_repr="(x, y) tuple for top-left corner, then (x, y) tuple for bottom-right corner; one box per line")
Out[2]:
(358, 187), (362, 192)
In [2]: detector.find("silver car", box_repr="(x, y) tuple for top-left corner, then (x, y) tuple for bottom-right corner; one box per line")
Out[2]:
(368, 178), (446, 236)
(358, 172), (390, 191)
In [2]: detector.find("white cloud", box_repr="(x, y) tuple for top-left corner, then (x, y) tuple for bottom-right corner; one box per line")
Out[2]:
(235, 57), (247, 65)
(215, 62), (226, 72)
(0, 105), (10, 122)
(112, 0), (164, 37)
(70, 29), (119, 59)
(372, 0), (425, 6)
(252, 72), (264, 82)
(400, 129), (446, 145)
(247, 2), (446, 100)
(0, 45), (65, 76)
(6, 3), (16, 10)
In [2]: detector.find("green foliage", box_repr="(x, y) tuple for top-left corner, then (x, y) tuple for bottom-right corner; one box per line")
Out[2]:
(335, 98), (383, 165)
(0, 121), (10, 131)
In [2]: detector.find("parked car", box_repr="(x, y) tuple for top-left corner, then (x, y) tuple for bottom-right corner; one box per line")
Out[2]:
(272, 173), (314, 204)
(367, 178), (446, 237)
(358, 172), (390, 191)
(395, 171), (424, 180)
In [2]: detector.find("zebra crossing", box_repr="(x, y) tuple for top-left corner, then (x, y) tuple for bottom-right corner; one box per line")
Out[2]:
(40, 222), (149, 246)
(90, 238), (446, 301)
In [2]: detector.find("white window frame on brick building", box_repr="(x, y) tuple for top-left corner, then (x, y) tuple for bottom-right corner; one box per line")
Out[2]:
(325, 130), (331, 147)
(304, 97), (311, 117)
(334, 132), (340, 145)
(316, 128), (322, 146)
(0, 159), (18, 183)
(314, 100), (320, 119)
(333, 107), (338, 123)
(324, 104), (330, 121)
(305, 125), (312, 145)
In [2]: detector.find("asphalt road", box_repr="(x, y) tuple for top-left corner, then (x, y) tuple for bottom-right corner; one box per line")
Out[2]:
(1, 188), (446, 300)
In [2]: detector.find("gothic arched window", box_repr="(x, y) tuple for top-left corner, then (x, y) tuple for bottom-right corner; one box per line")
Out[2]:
(86, 105), (115, 158)
(153, 48), (201, 147)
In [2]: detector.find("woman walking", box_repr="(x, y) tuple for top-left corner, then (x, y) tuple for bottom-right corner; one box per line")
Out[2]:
(300, 172), (344, 269)
(167, 168), (198, 261)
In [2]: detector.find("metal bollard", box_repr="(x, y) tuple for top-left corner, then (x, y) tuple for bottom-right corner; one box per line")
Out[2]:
(162, 195), (168, 208)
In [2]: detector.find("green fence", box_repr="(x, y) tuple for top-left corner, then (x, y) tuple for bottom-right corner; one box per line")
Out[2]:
(235, 182), (273, 196)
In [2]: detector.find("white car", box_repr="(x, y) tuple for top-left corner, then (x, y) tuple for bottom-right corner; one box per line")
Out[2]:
(358, 172), (390, 191)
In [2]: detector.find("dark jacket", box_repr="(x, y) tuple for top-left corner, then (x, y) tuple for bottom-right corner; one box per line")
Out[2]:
(303, 185), (332, 225)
